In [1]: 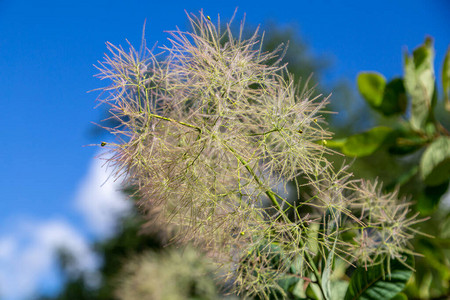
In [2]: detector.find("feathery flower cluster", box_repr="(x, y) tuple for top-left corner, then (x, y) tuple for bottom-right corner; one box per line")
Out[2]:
(96, 11), (422, 298)
(116, 246), (218, 300)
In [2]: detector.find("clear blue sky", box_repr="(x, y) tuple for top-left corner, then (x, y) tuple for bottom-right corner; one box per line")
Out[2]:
(0, 0), (449, 298)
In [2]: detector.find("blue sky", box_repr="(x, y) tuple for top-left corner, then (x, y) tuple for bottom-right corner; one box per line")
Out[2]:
(0, 0), (449, 299)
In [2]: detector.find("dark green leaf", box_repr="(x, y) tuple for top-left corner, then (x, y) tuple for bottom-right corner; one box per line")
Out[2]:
(388, 143), (422, 155)
(358, 76), (407, 117)
(420, 136), (450, 186)
(344, 255), (414, 300)
(357, 72), (386, 108)
(442, 46), (450, 111)
(341, 127), (393, 157)
(403, 37), (435, 131)
(379, 78), (407, 116)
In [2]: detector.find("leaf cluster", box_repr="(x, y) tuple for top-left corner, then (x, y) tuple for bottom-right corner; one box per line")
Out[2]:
(328, 37), (450, 299)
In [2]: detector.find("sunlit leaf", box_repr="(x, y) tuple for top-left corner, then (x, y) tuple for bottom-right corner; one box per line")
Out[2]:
(442, 46), (450, 111)
(357, 72), (386, 108)
(340, 127), (393, 157)
(325, 138), (347, 149)
(403, 37), (435, 131)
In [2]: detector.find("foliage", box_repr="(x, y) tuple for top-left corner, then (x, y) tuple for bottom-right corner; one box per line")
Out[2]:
(329, 37), (450, 299)
(344, 255), (413, 300)
(94, 11), (424, 299)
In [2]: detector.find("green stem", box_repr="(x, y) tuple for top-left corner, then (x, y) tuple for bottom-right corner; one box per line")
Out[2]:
(148, 113), (202, 132)
(222, 142), (281, 211)
(247, 128), (280, 137)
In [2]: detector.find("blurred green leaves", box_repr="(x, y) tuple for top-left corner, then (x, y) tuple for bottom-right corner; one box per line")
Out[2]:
(357, 73), (406, 116)
(330, 37), (449, 213)
(329, 37), (450, 299)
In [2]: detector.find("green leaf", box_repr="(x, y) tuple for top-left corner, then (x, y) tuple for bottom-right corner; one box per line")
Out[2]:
(340, 127), (393, 157)
(290, 256), (304, 275)
(344, 255), (414, 300)
(379, 78), (407, 116)
(330, 281), (349, 300)
(357, 72), (386, 108)
(322, 240), (337, 300)
(443, 46), (450, 111)
(277, 275), (300, 295)
(357, 72), (407, 116)
(403, 37), (435, 131)
(310, 279), (324, 300)
(420, 136), (450, 186)
(325, 138), (347, 149)
(292, 278), (308, 299)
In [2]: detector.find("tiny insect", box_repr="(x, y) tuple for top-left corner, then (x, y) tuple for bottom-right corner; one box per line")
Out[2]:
(101, 142), (107, 147)
(240, 231), (245, 236)
(207, 16), (211, 21)
(298, 129), (303, 134)
(313, 118), (318, 122)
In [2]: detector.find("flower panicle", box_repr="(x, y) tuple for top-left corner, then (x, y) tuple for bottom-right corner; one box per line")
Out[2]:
(96, 10), (424, 298)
